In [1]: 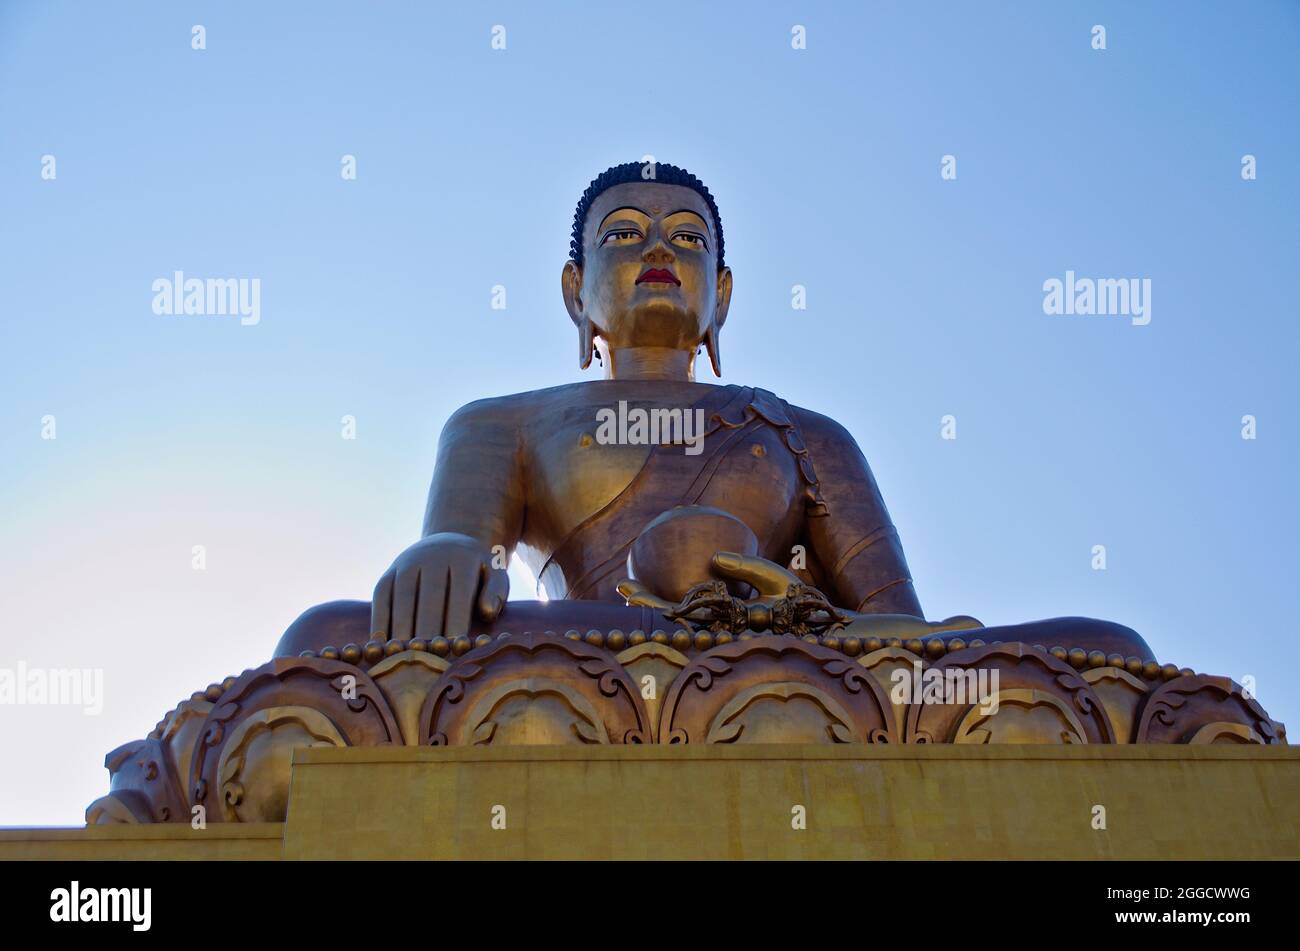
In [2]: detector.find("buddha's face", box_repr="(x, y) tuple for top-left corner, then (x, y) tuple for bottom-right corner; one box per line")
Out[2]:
(563, 181), (732, 360)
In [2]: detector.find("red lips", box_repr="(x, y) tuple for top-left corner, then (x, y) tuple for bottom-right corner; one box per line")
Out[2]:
(636, 267), (681, 286)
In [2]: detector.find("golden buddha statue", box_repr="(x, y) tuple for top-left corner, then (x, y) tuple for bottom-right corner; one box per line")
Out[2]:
(275, 161), (1153, 664)
(86, 163), (1283, 829)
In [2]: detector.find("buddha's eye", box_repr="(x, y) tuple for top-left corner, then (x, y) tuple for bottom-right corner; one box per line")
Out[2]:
(600, 229), (642, 245)
(672, 231), (707, 249)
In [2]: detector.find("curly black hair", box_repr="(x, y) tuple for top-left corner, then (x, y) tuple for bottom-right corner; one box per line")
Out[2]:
(569, 161), (724, 270)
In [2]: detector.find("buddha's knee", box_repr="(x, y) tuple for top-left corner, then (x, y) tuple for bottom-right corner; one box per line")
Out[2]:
(981, 616), (1155, 663)
(274, 599), (372, 658)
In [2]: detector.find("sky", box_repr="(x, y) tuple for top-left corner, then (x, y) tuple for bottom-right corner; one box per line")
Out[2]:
(1, 1), (1297, 825)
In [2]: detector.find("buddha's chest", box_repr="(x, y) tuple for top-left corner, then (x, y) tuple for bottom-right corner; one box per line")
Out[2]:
(524, 398), (807, 555)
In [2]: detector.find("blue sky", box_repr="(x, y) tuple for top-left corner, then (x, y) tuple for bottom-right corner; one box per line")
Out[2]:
(1, 1), (1297, 823)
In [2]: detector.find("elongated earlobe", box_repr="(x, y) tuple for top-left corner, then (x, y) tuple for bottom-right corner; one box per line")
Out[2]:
(705, 323), (722, 377)
(578, 318), (594, 370)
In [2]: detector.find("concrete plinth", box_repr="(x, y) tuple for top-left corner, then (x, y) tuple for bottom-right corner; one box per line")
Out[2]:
(3, 745), (1297, 860)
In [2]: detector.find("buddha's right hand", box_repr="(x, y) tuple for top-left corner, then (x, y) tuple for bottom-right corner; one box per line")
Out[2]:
(370, 532), (509, 640)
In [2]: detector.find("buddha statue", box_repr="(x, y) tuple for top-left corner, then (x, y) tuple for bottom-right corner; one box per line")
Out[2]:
(86, 161), (1286, 832)
(275, 161), (1153, 664)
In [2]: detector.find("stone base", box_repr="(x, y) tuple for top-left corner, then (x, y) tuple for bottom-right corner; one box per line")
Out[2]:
(0, 823), (282, 860)
(6, 744), (1298, 859)
(84, 635), (1288, 827)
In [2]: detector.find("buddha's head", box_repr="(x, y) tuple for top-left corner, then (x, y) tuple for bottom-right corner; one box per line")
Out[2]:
(562, 162), (733, 378)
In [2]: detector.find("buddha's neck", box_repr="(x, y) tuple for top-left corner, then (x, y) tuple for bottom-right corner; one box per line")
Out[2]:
(603, 346), (696, 382)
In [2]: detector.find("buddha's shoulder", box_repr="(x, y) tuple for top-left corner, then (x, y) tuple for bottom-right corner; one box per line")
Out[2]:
(443, 384), (862, 445)
(441, 382), (620, 430)
(445, 381), (735, 427)
(783, 400), (862, 448)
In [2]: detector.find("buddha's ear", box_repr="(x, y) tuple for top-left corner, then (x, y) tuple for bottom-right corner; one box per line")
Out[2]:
(562, 260), (584, 324)
(714, 266), (733, 330)
(562, 260), (594, 370)
(704, 266), (732, 378)
(704, 324), (722, 377)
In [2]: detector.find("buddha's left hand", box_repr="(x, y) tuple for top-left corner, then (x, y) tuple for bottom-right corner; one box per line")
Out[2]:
(619, 550), (981, 638)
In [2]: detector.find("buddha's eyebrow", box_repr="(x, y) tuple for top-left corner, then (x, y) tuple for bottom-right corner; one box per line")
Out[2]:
(664, 209), (710, 233)
(597, 207), (651, 230)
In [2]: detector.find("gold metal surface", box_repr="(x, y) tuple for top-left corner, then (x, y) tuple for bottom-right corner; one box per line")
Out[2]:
(82, 164), (1284, 832)
(367, 171), (953, 641)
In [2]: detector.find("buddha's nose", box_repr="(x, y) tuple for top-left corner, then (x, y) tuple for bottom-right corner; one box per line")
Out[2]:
(642, 235), (674, 264)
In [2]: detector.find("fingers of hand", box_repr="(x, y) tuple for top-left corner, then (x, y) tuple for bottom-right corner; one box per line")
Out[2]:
(441, 563), (474, 638)
(414, 566), (450, 639)
(371, 571), (396, 639)
(710, 551), (799, 596)
(617, 579), (674, 610)
(478, 562), (509, 620)
(390, 568), (423, 641)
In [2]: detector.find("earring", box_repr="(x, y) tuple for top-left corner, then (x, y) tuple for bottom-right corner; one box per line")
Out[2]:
(704, 324), (722, 377)
(578, 318), (594, 370)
